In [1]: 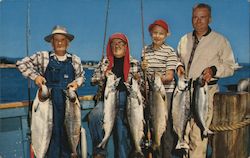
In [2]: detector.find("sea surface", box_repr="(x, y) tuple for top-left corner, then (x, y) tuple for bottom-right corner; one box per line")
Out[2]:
(0, 69), (97, 104)
(0, 64), (250, 104)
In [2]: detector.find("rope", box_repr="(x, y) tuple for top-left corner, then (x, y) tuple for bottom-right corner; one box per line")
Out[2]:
(101, 0), (110, 60)
(209, 118), (250, 132)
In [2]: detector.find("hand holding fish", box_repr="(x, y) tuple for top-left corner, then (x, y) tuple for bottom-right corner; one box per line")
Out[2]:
(161, 70), (174, 84)
(202, 67), (213, 83)
(177, 66), (185, 77)
(105, 70), (113, 77)
(67, 81), (78, 91)
(35, 75), (46, 88)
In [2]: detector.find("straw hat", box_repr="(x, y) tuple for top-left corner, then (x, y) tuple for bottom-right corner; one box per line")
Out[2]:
(44, 25), (74, 42)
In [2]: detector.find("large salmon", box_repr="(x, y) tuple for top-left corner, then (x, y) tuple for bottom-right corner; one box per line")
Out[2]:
(172, 76), (190, 149)
(98, 73), (120, 148)
(125, 78), (144, 156)
(31, 85), (53, 158)
(194, 75), (213, 137)
(64, 87), (81, 158)
(150, 73), (168, 150)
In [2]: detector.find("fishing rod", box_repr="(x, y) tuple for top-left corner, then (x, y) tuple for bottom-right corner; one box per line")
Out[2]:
(26, 0), (35, 157)
(26, 0), (31, 129)
(101, 0), (110, 60)
(94, 0), (110, 102)
(140, 0), (153, 157)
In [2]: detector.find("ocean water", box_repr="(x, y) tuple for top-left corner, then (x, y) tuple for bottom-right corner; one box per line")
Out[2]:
(0, 69), (97, 104)
(0, 65), (249, 104)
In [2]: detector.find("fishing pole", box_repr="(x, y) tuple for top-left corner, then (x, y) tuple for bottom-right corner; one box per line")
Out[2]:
(26, 0), (31, 129)
(94, 0), (110, 102)
(26, 0), (35, 157)
(140, 0), (153, 157)
(101, 0), (110, 60)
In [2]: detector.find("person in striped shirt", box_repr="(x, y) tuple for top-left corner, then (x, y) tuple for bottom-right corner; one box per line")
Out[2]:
(141, 19), (178, 158)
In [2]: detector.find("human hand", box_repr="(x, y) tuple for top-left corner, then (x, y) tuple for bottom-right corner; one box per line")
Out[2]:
(177, 66), (185, 77)
(161, 70), (174, 84)
(35, 75), (46, 88)
(202, 67), (213, 83)
(67, 81), (78, 91)
(105, 70), (113, 77)
(141, 59), (149, 71)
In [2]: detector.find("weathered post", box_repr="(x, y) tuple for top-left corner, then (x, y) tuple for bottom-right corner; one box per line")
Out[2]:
(210, 92), (250, 158)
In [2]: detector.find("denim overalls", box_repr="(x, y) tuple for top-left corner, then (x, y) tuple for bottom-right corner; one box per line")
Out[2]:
(44, 54), (75, 158)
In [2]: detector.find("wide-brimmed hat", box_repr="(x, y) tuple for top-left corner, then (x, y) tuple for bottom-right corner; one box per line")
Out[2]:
(44, 25), (74, 42)
(148, 19), (170, 36)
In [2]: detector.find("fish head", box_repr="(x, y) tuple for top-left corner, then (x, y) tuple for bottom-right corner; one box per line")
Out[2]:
(177, 76), (189, 91)
(38, 84), (50, 102)
(66, 87), (77, 102)
(154, 73), (163, 91)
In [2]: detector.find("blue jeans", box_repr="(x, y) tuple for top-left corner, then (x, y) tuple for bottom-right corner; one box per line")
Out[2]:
(88, 91), (131, 158)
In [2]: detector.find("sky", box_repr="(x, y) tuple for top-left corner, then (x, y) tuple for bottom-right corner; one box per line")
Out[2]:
(0, 0), (249, 63)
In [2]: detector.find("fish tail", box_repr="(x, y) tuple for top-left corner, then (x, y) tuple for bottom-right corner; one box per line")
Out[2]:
(203, 128), (213, 137)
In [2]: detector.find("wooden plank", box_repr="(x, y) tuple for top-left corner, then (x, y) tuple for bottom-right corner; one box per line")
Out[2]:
(0, 95), (95, 110)
(211, 92), (249, 158)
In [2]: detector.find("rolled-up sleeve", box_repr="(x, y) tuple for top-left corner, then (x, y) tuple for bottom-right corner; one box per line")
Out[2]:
(72, 55), (85, 87)
(16, 52), (43, 80)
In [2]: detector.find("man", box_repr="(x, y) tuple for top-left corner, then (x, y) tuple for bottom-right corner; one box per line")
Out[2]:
(176, 3), (235, 158)
(88, 33), (142, 158)
(16, 25), (85, 158)
(141, 19), (178, 158)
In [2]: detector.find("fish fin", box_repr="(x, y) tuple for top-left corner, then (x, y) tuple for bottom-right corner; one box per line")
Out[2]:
(203, 129), (213, 137)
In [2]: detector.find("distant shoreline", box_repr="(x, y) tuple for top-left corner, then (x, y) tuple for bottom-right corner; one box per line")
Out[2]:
(0, 63), (98, 69)
(0, 64), (16, 68)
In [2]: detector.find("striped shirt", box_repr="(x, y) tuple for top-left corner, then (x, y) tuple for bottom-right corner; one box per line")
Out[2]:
(142, 43), (178, 92)
(16, 51), (85, 87)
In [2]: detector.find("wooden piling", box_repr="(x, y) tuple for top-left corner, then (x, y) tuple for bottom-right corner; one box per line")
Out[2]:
(210, 92), (250, 158)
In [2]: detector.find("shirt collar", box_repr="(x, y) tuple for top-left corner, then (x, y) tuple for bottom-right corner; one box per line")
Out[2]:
(192, 26), (212, 38)
(149, 43), (166, 50)
(50, 51), (72, 57)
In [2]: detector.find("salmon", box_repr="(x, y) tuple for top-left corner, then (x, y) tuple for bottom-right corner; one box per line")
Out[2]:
(125, 78), (144, 156)
(150, 73), (168, 150)
(172, 76), (190, 149)
(64, 87), (81, 158)
(98, 73), (120, 148)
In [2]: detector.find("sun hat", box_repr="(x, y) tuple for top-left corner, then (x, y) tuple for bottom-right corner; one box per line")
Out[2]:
(44, 25), (74, 42)
(148, 19), (170, 35)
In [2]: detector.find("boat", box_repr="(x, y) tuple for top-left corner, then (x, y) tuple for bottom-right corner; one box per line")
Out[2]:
(0, 95), (115, 158)
(233, 58), (243, 70)
(233, 62), (243, 70)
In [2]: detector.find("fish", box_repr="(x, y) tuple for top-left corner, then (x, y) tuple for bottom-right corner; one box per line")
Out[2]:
(64, 87), (81, 158)
(194, 75), (213, 137)
(81, 127), (87, 158)
(98, 73), (120, 148)
(125, 78), (144, 156)
(172, 75), (190, 149)
(237, 78), (250, 92)
(31, 86), (53, 158)
(150, 73), (168, 150)
(38, 84), (50, 102)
